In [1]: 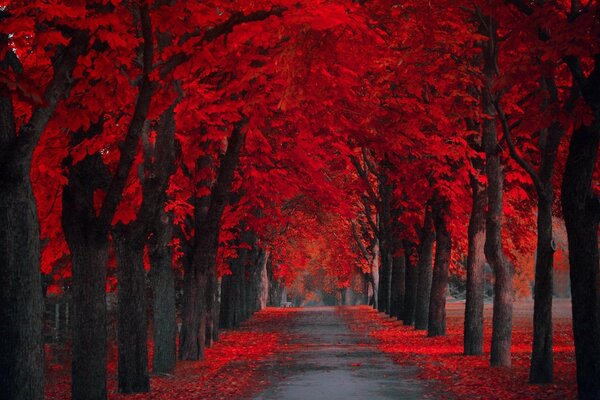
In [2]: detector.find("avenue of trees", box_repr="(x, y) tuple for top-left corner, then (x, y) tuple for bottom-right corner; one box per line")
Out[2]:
(0, 1), (598, 399)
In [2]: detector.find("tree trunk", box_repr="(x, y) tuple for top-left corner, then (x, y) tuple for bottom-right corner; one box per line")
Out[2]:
(179, 264), (207, 360)
(415, 206), (435, 330)
(149, 213), (177, 375)
(114, 231), (149, 393)
(371, 238), (380, 310)
(219, 274), (233, 329)
(561, 123), (600, 400)
(0, 166), (44, 400)
(0, 29), (87, 400)
(205, 271), (218, 347)
(378, 240), (392, 314)
(428, 201), (451, 337)
(482, 29), (514, 367)
(403, 243), (418, 326)
(67, 237), (109, 400)
(62, 153), (111, 400)
(390, 247), (406, 320)
(528, 191), (555, 382)
(180, 120), (246, 359)
(464, 171), (487, 355)
(258, 250), (270, 309)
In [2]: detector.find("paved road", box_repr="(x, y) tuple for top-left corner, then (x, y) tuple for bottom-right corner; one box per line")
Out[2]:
(253, 307), (434, 400)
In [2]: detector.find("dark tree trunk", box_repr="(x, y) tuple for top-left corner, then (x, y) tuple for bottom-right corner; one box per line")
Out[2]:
(428, 201), (451, 337)
(180, 120), (246, 358)
(482, 28), (514, 367)
(390, 245), (406, 320)
(378, 168), (393, 315)
(526, 89), (564, 382)
(377, 240), (392, 314)
(219, 274), (233, 329)
(0, 30), (87, 400)
(66, 236), (109, 400)
(415, 205), (435, 330)
(149, 212), (177, 375)
(561, 123), (600, 400)
(62, 152), (112, 400)
(179, 262), (207, 360)
(111, 96), (176, 390)
(529, 191), (555, 382)
(464, 169), (487, 355)
(205, 271), (218, 347)
(0, 166), (44, 400)
(113, 231), (149, 393)
(403, 243), (418, 326)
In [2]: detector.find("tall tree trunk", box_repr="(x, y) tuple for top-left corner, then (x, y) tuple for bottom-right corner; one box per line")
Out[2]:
(113, 231), (149, 393)
(415, 205), (435, 330)
(482, 27), (514, 367)
(66, 235), (109, 400)
(205, 271), (218, 347)
(378, 169), (393, 315)
(219, 274), (234, 329)
(529, 190), (555, 382)
(149, 212), (176, 375)
(428, 200), (451, 337)
(561, 123), (600, 400)
(180, 120), (246, 358)
(62, 152), (111, 400)
(378, 240), (392, 314)
(403, 243), (418, 326)
(0, 29), (87, 400)
(0, 165), (44, 400)
(464, 170), (487, 355)
(390, 245), (406, 320)
(179, 260), (207, 360)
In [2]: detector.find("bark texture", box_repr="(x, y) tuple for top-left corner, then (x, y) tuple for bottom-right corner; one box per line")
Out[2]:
(149, 212), (177, 375)
(0, 29), (87, 400)
(415, 205), (435, 330)
(464, 167), (487, 355)
(180, 120), (246, 359)
(403, 243), (418, 326)
(482, 28), (514, 367)
(428, 201), (451, 337)
(114, 232), (149, 393)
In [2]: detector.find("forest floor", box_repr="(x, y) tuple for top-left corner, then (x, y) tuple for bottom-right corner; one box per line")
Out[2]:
(340, 299), (576, 400)
(45, 309), (298, 399)
(45, 301), (575, 399)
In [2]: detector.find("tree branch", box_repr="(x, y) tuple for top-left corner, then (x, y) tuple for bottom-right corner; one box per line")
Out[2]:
(6, 31), (88, 168)
(351, 220), (371, 262)
(98, 4), (154, 231)
(494, 100), (545, 194)
(160, 6), (286, 79)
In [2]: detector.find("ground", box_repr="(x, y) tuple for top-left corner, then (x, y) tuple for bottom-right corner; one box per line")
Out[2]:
(45, 301), (576, 399)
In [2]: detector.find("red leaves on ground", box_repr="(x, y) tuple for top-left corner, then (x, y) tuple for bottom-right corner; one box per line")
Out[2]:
(340, 302), (576, 400)
(45, 309), (296, 400)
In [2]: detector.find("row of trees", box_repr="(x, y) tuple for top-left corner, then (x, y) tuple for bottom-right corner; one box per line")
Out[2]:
(0, 0), (598, 400)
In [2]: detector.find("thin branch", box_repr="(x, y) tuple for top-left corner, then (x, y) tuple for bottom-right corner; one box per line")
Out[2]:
(350, 154), (379, 205)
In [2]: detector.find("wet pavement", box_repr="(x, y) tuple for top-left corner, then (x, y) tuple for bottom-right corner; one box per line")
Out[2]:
(253, 307), (433, 400)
